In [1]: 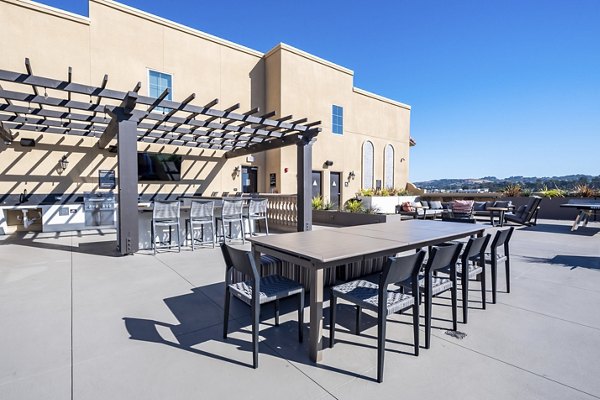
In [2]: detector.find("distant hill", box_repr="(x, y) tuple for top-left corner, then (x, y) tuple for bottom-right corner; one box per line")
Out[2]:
(414, 174), (600, 192)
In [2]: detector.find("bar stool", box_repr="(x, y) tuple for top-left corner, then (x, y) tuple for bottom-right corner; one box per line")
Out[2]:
(151, 200), (181, 254)
(186, 200), (215, 249)
(216, 198), (245, 244)
(245, 198), (269, 236)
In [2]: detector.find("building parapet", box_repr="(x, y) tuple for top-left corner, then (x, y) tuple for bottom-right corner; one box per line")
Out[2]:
(92, 0), (264, 58)
(353, 87), (411, 110)
(7, 0), (90, 24)
(264, 43), (354, 76)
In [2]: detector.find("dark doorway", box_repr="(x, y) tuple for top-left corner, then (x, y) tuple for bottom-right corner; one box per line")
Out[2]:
(330, 172), (341, 209)
(312, 171), (322, 199)
(242, 167), (258, 193)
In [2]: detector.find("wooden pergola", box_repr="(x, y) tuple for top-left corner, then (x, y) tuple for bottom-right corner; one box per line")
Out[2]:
(0, 59), (321, 255)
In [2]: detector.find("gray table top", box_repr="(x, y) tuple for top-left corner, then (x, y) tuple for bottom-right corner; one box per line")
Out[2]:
(248, 220), (485, 265)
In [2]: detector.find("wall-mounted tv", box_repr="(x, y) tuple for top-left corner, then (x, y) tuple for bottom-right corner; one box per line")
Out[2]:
(138, 153), (182, 181)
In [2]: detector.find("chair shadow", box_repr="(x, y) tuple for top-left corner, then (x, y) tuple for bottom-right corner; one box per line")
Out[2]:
(521, 255), (600, 271)
(123, 284), (376, 381)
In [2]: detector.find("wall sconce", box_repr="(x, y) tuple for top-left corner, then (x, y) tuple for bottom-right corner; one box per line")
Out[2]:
(348, 171), (356, 180)
(58, 154), (69, 173)
(324, 160), (334, 167)
(400, 157), (406, 162)
(232, 166), (240, 178)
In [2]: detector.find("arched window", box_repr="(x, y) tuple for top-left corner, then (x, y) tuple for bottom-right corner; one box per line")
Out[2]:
(384, 144), (394, 189)
(362, 141), (374, 189)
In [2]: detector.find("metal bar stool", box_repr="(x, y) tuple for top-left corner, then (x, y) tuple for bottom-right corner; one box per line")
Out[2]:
(186, 200), (215, 249)
(245, 198), (269, 236)
(216, 198), (245, 244)
(151, 200), (181, 254)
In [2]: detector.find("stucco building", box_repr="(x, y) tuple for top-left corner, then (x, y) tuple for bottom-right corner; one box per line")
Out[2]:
(1, 0), (412, 211)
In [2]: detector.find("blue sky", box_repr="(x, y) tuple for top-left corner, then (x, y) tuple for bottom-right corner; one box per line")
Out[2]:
(40, 0), (600, 181)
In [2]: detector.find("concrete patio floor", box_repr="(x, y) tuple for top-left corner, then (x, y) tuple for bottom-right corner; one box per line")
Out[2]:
(1, 219), (599, 400)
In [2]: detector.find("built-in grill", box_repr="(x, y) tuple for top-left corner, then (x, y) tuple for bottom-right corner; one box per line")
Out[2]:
(84, 192), (116, 227)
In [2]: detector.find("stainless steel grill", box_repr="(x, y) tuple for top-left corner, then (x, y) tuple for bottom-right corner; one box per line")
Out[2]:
(84, 192), (116, 227)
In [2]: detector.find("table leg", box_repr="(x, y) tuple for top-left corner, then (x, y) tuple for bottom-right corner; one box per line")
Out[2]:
(499, 210), (505, 227)
(583, 211), (591, 228)
(309, 268), (324, 362)
(489, 213), (495, 227)
(572, 211), (584, 231)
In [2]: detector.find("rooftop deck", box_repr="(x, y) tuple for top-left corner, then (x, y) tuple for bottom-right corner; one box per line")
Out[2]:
(1, 219), (599, 399)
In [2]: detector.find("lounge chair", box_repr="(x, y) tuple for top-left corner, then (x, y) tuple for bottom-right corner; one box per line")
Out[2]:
(504, 196), (542, 226)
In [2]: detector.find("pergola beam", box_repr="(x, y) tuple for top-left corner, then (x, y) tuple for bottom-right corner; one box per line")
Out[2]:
(97, 92), (138, 148)
(224, 129), (320, 159)
(0, 62), (322, 243)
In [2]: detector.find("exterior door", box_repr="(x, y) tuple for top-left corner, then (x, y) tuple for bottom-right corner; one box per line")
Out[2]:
(330, 172), (341, 209)
(312, 171), (322, 199)
(242, 167), (258, 193)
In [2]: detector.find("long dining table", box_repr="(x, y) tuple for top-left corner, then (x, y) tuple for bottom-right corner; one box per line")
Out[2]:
(247, 219), (486, 362)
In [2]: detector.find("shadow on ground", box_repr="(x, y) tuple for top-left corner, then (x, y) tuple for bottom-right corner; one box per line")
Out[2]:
(0, 231), (119, 256)
(521, 255), (600, 271)
(122, 283), (469, 381)
(520, 223), (600, 236)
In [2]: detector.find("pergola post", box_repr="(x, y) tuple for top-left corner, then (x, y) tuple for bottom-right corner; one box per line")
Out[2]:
(297, 136), (315, 232)
(113, 95), (139, 255)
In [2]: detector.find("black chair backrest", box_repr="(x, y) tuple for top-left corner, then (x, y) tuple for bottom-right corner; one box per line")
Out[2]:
(220, 243), (259, 283)
(491, 227), (514, 250)
(462, 234), (491, 264)
(525, 196), (542, 220)
(380, 250), (426, 287)
(425, 242), (463, 274)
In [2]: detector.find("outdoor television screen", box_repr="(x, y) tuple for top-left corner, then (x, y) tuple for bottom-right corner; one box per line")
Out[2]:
(137, 153), (182, 181)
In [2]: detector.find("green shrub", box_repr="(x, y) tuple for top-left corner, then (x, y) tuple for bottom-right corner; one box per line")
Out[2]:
(358, 188), (374, 197)
(572, 184), (598, 198)
(345, 199), (365, 213)
(502, 184), (522, 197)
(538, 185), (566, 199)
(311, 196), (324, 210)
(323, 201), (335, 210)
(358, 187), (409, 197)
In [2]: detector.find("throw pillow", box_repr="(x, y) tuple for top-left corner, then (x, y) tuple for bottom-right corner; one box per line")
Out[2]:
(429, 201), (443, 210)
(401, 202), (415, 212)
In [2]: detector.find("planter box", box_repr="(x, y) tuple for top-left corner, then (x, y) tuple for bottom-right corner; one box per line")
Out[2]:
(502, 196), (600, 221)
(313, 210), (403, 227)
(357, 195), (418, 214)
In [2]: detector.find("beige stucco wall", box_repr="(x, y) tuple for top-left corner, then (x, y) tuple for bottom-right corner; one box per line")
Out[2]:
(0, 0), (266, 201)
(264, 44), (411, 206)
(0, 0), (411, 209)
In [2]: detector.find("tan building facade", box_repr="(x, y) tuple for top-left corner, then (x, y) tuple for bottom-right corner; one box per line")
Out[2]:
(0, 0), (412, 210)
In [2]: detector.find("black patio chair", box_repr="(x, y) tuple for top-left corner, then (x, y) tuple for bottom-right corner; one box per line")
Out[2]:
(401, 242), (463, 349)
(457, 234), (491, 323)
(329, 250), (426, 383)
(504, 196), (542, 226)
(221, 244), (304, 369)
(486, 227), (514, 304)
